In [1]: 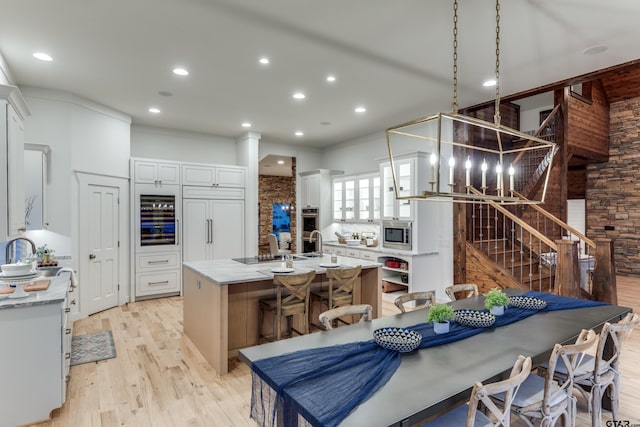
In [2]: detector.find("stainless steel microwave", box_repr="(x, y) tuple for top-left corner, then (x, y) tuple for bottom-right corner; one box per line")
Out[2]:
(382, 221), (412, 251)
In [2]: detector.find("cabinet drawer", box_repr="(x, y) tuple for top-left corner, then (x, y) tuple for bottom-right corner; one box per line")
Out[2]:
(334, 247), (346, 256)
(346, 248), (360, 258)
(136, 252), (180, 271)
(360, 251), (377, 261)
(136, 270), (181, 296)
(182, 185), (244, 200)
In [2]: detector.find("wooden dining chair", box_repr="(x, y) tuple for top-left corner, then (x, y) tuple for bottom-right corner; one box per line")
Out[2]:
(540, 312), (640, 426)
(259, 270), (316, 342)
(318, 304), (372, 330)
(423, 355), (532, 427)
(444, 284), (479, 301)
(310, 265), (361, 324)
(394, 291), (436, 313)
(492, 329), (598, 427)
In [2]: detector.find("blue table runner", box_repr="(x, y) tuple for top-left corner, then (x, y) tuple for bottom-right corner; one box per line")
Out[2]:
(250, 291), (607, 427)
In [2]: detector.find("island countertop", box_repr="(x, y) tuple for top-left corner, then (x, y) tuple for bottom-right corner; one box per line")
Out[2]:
(183, 254), (381, 285)
(0, 274), (71, 310)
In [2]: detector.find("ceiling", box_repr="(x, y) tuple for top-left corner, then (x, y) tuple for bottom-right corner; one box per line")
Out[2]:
(1, 0), (640, 148)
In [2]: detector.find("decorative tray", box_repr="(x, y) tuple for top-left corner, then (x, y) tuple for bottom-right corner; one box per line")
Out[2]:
(454, 309), (496, 328)
(373, 327), (422, 353)
(509, 296), (547, 310)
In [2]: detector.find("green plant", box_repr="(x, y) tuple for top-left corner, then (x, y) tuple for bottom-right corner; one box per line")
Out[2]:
(484, 288), (509, 309)
(425, 304), (456, 324)
(36, 244), (54, 257)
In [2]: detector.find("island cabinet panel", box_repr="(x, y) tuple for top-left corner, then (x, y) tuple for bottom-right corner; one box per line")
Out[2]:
(183, 267), (228, 374)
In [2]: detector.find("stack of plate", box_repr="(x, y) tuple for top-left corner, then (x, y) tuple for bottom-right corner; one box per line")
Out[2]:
(0, 263), (38, 282)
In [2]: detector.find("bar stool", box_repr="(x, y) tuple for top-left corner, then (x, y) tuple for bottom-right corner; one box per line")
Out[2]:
(310, 265), (361, 328)
(259, 270), (316, 342)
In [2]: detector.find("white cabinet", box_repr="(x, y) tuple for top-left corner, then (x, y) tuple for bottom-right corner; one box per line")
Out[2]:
(133, 159), (180, 185)
(182, 163), (245, 188)
(381, 158), (415, 221)
(300, 173), (321, 208)
(0, 277), (73, 427)
(357, 173), (381, 223)
(1, 85), (29, 239)
(332, 177), (356, 221)
(183, 198), (245, 262)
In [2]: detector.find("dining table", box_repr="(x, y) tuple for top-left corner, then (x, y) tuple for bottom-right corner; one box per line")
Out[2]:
(238, 289), (631, 427)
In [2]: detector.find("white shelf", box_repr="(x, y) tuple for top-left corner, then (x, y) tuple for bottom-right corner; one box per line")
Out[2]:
(382, 266), (409, 274)
(382, 277), (408, 286)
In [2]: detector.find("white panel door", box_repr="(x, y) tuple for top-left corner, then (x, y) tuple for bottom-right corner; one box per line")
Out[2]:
(211, 200), (245, 259)
(183, 198), (211, 262)
(87, 184), (119, 314)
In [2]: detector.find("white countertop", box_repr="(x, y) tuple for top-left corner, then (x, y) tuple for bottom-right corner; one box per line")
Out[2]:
(183, 254), (381, 285)
(323, 240), (438, 257)
(0, 273), (70, 309)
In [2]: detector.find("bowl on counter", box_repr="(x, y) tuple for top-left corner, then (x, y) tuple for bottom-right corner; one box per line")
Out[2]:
(1, 263), (34, 275)
(345, 239), (360, 246)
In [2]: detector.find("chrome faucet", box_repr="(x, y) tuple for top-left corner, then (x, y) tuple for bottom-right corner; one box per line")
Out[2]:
(5, 237), (37, 264)
(309, 230), (323, 255)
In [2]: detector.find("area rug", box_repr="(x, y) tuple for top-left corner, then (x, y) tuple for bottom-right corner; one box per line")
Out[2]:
(70, 330), (117, 366)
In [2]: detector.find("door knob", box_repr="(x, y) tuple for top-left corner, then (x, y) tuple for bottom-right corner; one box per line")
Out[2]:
(89, 254), (96, 260)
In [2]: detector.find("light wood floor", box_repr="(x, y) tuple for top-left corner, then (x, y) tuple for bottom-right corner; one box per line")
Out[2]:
(33, 276), (640, 427)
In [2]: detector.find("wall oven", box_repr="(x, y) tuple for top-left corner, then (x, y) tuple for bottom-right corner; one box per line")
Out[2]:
(382, 221), (412, 251)
(301, 207), (319, 253)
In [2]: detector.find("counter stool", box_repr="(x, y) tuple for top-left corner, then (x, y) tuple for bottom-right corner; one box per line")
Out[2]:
(310, 265), (361, 328)
(259, 270), (316, 342)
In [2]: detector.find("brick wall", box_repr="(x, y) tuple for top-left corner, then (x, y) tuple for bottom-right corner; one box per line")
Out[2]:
(586, 97), (640, 274)
(258, 159), (297, 255)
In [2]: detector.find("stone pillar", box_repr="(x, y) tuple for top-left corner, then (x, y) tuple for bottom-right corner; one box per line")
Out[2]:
(554, 239), (581, 298)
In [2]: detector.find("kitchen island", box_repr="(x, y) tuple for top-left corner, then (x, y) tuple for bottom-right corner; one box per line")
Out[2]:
(182, 254), (381, 375)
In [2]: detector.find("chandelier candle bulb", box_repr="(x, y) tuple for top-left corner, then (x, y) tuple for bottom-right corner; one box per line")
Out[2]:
(465, 157), (472, 187)
(508, 165), (515, 192)
(448, 156), (455, 186)
(481, 159), (488, 190)
(495, 163), (503, 197)
(430, 153), (437, 183)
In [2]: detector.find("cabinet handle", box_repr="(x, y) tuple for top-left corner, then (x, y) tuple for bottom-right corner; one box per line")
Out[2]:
(148, 260), (169, 264)
(388, 187), (394, 191)
(65, 352), (71, 359)
(18, 226), (27, 232)
(89, 254), (96, 260)
(209, 218), (214, 244)
(176, 219), (180, 245)
(148, 280), (170, 286)
(71, 299), (76, 305)
(65, 307), (71, 313)
(399, 186), (404, 191)
(65, 328), (72, 335)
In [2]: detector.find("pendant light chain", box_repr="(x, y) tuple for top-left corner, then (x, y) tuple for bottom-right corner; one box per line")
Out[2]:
(494, 0), (501, 126)
(452, 0), (459, 113)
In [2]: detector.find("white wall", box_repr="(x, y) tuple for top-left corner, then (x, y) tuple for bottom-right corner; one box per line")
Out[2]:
(131, 125), (237, 164)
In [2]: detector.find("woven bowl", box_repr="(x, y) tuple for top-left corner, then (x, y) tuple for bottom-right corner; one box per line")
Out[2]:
(455, 309), (496, 328)
(509, 296), (547, 310)
(373, 327), (422, 353)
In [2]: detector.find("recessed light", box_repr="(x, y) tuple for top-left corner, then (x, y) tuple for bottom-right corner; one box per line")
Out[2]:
(277, 160), (285, 165)
(33, 52), (53, 61)
(259, 57), (270, 65)
(158, 90), (173, 97)
(326, 75), (336, 82)
(241, 122), (252, 128)
(483, 79), (497, 87)
(293, 92), (306, 100)
(583, 45), (608, 56)
(148, 108), (161, 114)
(295, 131), (304, 136)
(354, 106), (366, 113)
(320, 121), (331, 126)
(173, 68), (189, 76)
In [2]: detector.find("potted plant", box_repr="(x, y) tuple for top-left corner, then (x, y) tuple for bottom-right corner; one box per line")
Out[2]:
(426, 304), (456, 334)
(484, 288), (509, 315)
(36, 244), (55, 265)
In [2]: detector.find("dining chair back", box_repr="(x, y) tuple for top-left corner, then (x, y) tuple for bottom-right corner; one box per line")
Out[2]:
(550, 312), (640, 425)
(495, 329), (598, 427)
(259, 270), (316, 342)
(318, 304), (372, 330)
(267, 233), (291, 255)
(394, 291), (436, 313)
(310, 265), (362, 329)
(279, 232), (292, 250)
(423, 355), (532, 427)
(444, 283), (479, 301)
